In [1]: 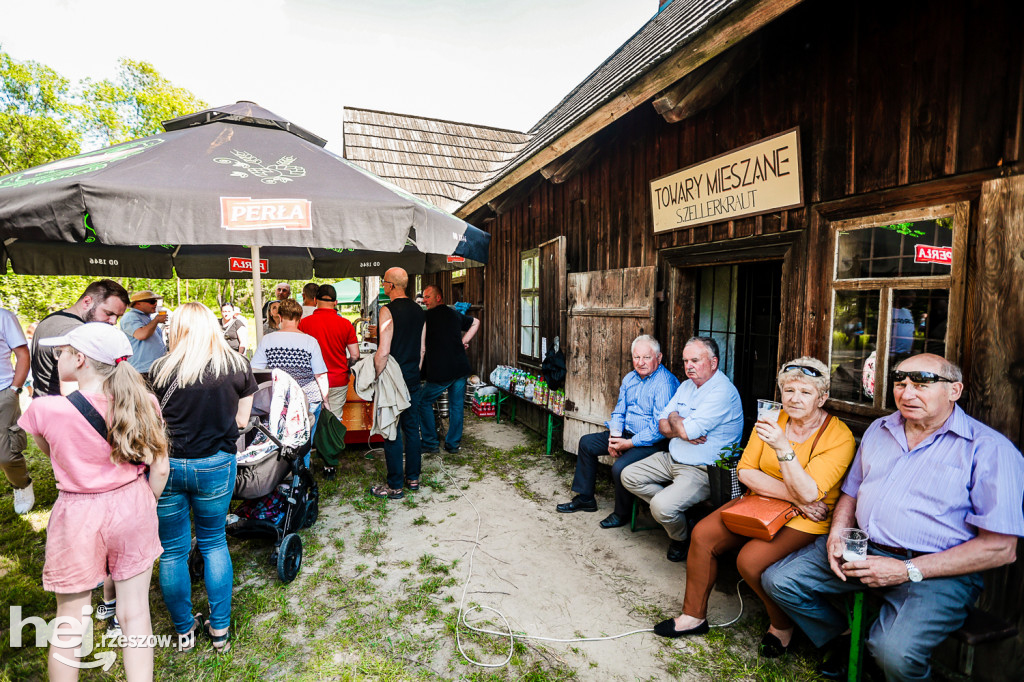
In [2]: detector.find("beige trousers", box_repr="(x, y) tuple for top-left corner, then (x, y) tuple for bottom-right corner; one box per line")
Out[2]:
(620, 451), (710, 541)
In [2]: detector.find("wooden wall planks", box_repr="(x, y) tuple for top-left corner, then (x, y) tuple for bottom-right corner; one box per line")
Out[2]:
(457, 0), (1023, 386)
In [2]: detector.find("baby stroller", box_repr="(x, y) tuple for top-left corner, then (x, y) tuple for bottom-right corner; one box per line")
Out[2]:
(226, 369), (319, 583)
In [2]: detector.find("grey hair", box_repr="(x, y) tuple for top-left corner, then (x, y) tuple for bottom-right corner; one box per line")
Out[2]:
(777, 356), (831, 396)
(685, 336), (720, 361)
(939, 358), (963, 382)
(631, 334), (661, 355)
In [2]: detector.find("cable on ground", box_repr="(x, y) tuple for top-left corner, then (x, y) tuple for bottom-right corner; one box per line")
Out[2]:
(432, 452), (746, 668)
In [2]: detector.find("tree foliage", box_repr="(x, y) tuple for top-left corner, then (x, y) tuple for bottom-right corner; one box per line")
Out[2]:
(80, 59), (207, 146)
(0, 50), (219, 323)
(0, 51), (81, 173)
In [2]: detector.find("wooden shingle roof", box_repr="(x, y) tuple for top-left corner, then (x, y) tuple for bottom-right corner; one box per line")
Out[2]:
(343, 107), (531, 213)
(460, 0), (772, 215)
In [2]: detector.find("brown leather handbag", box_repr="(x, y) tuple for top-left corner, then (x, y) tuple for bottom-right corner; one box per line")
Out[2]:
(720, 415), (833, 541)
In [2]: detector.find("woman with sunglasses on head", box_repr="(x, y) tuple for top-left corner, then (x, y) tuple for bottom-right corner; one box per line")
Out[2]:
(150, 303), (258, 653)
(652, 356), (856, 658)
(19, 323), (169, 681)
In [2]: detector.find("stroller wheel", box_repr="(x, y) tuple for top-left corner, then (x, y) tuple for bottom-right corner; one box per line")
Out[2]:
(277, 533), (302, 583)
(302, 494), (319, 529)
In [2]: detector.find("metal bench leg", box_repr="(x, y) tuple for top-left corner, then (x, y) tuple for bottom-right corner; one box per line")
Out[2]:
(630, 497), (660, 532)
(959, 642), (975, 677)
(848, 591), (865, 682)
(546, 413), (553, 455)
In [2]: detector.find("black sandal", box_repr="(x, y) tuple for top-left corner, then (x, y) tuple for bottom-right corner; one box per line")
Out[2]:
(177, 613), (202, 652)
(204, 619), (231, 653)
(405, 478), (420, 491)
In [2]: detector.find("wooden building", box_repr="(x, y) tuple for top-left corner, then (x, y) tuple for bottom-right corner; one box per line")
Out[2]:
(414, 0), (1023, 674)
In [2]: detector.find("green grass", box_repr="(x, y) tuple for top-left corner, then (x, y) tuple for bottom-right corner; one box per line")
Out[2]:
(2, 417), (822, 681)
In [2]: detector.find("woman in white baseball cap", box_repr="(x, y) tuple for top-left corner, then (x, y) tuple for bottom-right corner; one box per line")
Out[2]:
(19, 322), (170, 679)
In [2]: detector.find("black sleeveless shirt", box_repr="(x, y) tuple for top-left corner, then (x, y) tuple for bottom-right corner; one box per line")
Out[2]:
(384, 298), (425, 386)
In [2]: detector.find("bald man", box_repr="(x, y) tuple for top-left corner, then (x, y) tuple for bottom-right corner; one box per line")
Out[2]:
(369, 267), (426, 500)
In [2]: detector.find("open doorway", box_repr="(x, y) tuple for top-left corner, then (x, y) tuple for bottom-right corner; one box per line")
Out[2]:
(693, 261), (783, 430)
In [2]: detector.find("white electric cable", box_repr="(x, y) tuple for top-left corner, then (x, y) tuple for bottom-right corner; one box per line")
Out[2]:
(433, 452), (746, 668)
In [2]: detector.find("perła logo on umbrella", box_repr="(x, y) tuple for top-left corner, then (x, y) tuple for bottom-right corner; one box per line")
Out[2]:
(220, 197), (312, 230)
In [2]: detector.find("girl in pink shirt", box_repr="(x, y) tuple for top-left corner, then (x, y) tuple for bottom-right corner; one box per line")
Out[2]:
(19, 323), (170, 682)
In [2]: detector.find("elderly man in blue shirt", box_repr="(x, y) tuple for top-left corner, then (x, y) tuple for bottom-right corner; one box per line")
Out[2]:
(763, 353), (1024, 681)
(622, 336), (744, 561)
(556, 334), (680, 529)
(120, 290), (167, 381)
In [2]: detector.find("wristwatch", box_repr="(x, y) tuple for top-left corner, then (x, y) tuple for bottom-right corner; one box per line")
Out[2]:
(776, 450), (796, 462)
(905, 559), (923, 582)
(9, 385), (22, 394)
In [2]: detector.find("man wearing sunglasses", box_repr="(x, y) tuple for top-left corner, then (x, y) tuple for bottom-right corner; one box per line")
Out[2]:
(764, 353), (1024, 681)
(120, 290), (168, 381)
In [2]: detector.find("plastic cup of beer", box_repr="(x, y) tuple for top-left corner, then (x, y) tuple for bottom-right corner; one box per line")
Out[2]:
(610, 428), (623, 438)
(840, 528), (868, 562)
(756, 399), (783, 423)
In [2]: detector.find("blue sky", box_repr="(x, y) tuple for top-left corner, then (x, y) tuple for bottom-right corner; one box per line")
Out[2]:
(1, 0), (656, 152)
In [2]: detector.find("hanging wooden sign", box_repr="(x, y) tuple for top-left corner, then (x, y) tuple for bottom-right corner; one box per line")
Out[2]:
(650, 127), (803, 233)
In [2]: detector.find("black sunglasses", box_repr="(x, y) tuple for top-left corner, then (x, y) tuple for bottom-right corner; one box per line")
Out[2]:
(890, 370), (955, 385)
(782, 364), (823, 377)
(137, 298), (158, 304)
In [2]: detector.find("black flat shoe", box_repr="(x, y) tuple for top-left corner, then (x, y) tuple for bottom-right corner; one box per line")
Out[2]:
(666, 539), (689, 562)
(653, 618), (709, 638)
(599, 513), (627, 529)
(759, 631), (789, 658)
(555, 495), (597, 513)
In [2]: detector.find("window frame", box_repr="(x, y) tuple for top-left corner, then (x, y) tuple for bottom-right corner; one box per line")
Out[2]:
(519, 248), (541, 362)
(825, 201), (969, 416)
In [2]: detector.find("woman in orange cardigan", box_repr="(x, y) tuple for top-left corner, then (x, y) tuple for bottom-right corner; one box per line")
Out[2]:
(653, 356), (856, 657)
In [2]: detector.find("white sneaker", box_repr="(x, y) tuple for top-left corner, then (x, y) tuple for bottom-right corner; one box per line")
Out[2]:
(96, 600), (117, 620)
(13, 482), (34, 514)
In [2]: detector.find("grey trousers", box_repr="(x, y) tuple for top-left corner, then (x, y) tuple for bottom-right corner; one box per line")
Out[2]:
(620, 451), (709, 541)
(762, 535), (983, 681)
(0, 388), (30, 489)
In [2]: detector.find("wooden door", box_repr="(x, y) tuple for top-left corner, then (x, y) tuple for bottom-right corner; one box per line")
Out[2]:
(539, 236), (567, 348)
(562, 266), (657, 454)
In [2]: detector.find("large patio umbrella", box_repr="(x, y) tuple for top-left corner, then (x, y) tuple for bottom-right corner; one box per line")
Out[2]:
(0, 101), (489, 331)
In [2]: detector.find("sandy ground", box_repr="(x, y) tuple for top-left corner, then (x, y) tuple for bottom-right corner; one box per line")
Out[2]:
(311, 418), (757, 680)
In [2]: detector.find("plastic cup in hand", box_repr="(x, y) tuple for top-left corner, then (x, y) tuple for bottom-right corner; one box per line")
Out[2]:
(610, 429), (623, 438)
(840, 528), (868, 562)
(756, 399), (783, 423)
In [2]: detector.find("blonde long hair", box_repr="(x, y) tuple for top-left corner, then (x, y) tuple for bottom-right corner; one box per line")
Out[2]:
(151, 301), (248, 388)
(73, 350), (168, 466)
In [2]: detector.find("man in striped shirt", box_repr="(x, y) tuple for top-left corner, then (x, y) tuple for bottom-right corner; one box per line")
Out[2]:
(556, 335), (679, 529)
(764, 354), (1024, 681)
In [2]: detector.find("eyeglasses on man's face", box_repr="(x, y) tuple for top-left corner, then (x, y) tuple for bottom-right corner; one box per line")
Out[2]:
(890, 370), (955, 385)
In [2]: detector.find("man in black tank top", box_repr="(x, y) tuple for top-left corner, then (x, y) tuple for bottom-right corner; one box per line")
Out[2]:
(369, 268), (426, 499)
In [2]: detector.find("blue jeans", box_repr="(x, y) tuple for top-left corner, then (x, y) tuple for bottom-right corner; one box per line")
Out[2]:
(762, 535), (983, 681)
(307, 401), (322, 468)
(383, 383), (421, 489)
(156, 451), (237, 633)
(418, 375), (467, 452)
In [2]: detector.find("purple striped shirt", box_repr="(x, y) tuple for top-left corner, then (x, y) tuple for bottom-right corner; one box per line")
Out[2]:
(842, 405), (1024, 553)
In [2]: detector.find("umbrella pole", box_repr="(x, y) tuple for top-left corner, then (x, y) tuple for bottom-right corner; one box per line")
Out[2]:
(251, 245), (264, 347)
